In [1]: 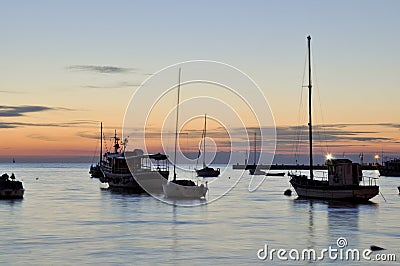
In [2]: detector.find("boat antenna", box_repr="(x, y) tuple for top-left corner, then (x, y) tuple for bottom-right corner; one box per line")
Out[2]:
(113, 129), (120, 153)
(203, 114), (207, 168)
(307, 35), (314, 180)
(173, 68), (182, 181)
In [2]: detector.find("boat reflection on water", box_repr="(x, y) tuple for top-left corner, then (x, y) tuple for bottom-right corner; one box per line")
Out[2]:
(291, 198), (378, 253)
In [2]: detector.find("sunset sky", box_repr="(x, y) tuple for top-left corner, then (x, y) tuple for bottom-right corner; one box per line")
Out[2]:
(1, 1), (400, 163)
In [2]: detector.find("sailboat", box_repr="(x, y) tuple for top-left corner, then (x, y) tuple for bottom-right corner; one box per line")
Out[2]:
(195, 114), (220, 177)
(162, 69), (208, 199)
(248, 132), (265, 175)
(289, 35), (379, 202)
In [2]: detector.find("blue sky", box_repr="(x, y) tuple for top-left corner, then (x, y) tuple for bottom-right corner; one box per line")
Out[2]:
(1, 1), (400, 160)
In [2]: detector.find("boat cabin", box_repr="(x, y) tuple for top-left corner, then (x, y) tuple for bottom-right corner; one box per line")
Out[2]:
(103, 149), (169, 175)
(326, 159), (362, 186)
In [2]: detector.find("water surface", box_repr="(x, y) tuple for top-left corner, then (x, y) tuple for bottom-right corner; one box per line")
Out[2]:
(0, 163), (398, 265)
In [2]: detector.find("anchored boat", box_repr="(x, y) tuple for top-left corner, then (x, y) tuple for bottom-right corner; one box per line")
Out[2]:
(163, 68), (208, 199)
(100, 130), (169, 193)
(0, 173), (24, 199)
(289, 36), (379, 202)
(195, 114), (220, 177)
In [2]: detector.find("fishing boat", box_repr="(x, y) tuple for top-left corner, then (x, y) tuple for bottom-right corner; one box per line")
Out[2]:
(195, 114), (220, 177)
(100, 130), (169, 193)
(247, 132), (265, 175)
(289, 36), (379, 202)
(0, 173), (24, 199)
(163, 68), (208, 199)
(379, 158), (400, 177)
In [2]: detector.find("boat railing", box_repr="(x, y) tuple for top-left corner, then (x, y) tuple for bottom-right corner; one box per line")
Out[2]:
(361, 175), (379, 186)
(289, 170), (328, 181)
(141, 157), (169, 172)
(102, 165), (131, 174)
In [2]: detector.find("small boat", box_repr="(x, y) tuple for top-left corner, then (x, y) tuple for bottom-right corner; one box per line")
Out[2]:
(89, 164), (103, 178)
(163, 68), (208, 199)
(266, 172), (285, 177)
(0, 173), (24, 199)
(379, 158), (400, 177)
(195, 114), (220, 177)
(289, 36), (379, 202)
(248, 132), (265, 175)
(89, 122), (104, 178)
(398, 186), (400, 194)
(100, 130), (169, 193)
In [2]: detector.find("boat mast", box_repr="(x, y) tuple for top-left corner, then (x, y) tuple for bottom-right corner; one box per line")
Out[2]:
(100, 122), (103, 164)
(173, 68), (182, 181)
(113, 130), (120, 153)
(307, 35), (314, 180)
(203, 114), (207, 168)
(254, 132), (256, 165)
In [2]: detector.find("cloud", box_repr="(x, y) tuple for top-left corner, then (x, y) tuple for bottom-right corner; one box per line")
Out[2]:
(67, 65), (134, 74)
(76, 131), (100, 140)
(0, 105), (52, 117)
(27, 134), (58, 141)
(82, 82), (141, 89)
(0, 120), (97, 129)
(0, 105), (76, 117)
(0, 90), (24, 94)
(274, 123), (399, 154)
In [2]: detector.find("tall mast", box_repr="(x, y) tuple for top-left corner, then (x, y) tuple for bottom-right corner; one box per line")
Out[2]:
(203, 114), (207, 168)
(100, 122), (102, 164)
(173, 68), (182, 181)
(307, 35), (314, 180)
(254, 132), (256, 165)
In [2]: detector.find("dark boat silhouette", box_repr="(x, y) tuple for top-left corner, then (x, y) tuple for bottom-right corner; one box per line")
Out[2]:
(289, 36), (379, 202)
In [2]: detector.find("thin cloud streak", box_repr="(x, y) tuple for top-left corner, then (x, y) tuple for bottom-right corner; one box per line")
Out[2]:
(27, 134), (58, 142)
(0, 90), (24, 94)
(82, 82), (141, 89)
(67, 65), (134, 74)
(0, 105), (76, 117)
(0, 120), (98, 129)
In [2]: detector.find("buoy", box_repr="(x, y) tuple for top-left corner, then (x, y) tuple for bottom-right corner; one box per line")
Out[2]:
(284, 189), (292, 196)
(370, 245), (385, 251)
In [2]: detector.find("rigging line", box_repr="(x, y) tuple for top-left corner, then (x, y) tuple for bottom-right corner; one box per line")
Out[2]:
(292, 51), (308, 163)
(103, 133), (109, 153)
(312, 56), (330, 155)
(195, 128), (204, 169)
(90, 138), (100, 163)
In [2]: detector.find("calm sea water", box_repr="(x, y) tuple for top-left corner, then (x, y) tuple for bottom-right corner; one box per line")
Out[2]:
(0, 163), (398, 265)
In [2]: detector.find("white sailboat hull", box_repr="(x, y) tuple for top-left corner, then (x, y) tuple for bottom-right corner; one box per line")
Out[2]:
(133, 170), (168, 193)
(162, 181), (208, 199)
